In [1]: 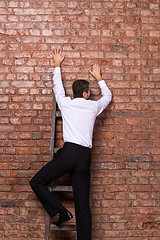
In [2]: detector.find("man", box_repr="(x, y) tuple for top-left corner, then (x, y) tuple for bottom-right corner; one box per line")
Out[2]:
(30, 49), (112, 240)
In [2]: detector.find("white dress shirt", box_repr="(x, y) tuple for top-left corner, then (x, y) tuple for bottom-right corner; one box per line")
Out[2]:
(53, 67), (112, 148)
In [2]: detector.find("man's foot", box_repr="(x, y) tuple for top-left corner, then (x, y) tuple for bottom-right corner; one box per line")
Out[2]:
(54, 210), (73, 227)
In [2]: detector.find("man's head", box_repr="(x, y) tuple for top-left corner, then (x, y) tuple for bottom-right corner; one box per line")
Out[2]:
(72, 79), (90, 100)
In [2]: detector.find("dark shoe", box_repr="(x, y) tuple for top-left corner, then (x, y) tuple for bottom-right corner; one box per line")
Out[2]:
(54, 210), (73, 227)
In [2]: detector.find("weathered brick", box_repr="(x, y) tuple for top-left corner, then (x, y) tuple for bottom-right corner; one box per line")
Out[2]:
(0, 1), (159, 239)
(9, 117), (21, 125)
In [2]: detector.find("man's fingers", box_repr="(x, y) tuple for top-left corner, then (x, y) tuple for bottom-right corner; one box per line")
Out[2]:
(93, 64), (100, 69)
(54, 48), (64, 56)
(89, 70), (93, 76)
(90, 64), (99, 72)
(54, 48), (60, 54)
(54, 48), (58, 55)
(61, 54), (65, 61)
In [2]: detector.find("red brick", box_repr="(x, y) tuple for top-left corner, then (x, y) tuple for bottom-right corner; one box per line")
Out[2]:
(5, 89), (15, 95)
(33, 104), (43, 110)
(103, 133), (114, 139)
(12, 96), (33, 102)
(127, 118), (140, 125)
(11, 66), (34, 73)
(21, 117), (32, 124)
(0, 1), (160, 239)
(10, 117), (21, 125)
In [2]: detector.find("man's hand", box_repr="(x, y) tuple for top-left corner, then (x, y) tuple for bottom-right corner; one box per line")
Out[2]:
(53, 48), (65, 68)
(90, 64), (102, 82)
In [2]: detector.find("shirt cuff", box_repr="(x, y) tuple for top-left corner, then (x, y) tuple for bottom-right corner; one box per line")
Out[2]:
(53, 67), (61, 73)
(98, 80), (106, 88)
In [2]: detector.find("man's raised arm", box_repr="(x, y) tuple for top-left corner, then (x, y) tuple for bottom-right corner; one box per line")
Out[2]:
(90, 64), (112, 116)
(53, 49), (66, 108)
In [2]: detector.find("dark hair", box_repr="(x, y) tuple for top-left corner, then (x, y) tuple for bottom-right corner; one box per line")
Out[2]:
(72, 79), (89, 98)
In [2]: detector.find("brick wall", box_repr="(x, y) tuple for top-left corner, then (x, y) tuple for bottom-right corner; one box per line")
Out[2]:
(0, 0), (160, 239)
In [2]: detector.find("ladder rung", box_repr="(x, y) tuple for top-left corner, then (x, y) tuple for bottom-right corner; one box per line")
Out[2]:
(50, 224), (76, 231)
(49, 185), (73, 192)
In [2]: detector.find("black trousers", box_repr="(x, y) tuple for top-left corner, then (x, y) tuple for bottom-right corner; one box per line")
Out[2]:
(29, 142), (92, 240)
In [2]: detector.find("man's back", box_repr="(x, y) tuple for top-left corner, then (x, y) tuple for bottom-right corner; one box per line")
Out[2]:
(53, 67), (112, 148)
(60, 97), (98, 148)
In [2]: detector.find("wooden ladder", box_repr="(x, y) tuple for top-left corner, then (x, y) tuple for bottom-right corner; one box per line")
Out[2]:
(45, 97), (76, 240)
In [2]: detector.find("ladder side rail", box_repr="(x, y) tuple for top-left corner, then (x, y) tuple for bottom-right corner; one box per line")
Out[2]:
(45, 95), (57, 240)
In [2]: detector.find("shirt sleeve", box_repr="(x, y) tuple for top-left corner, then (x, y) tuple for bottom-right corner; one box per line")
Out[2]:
(96, 80), (112, 116)
(52, 67), (65, 108)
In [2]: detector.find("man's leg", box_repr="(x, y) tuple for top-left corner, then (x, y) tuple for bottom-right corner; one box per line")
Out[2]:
(71, 172), (92, 240)
(29, 158), (67, 217)
(29, 146), (73, 218)
(70, 144), (92, 240)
